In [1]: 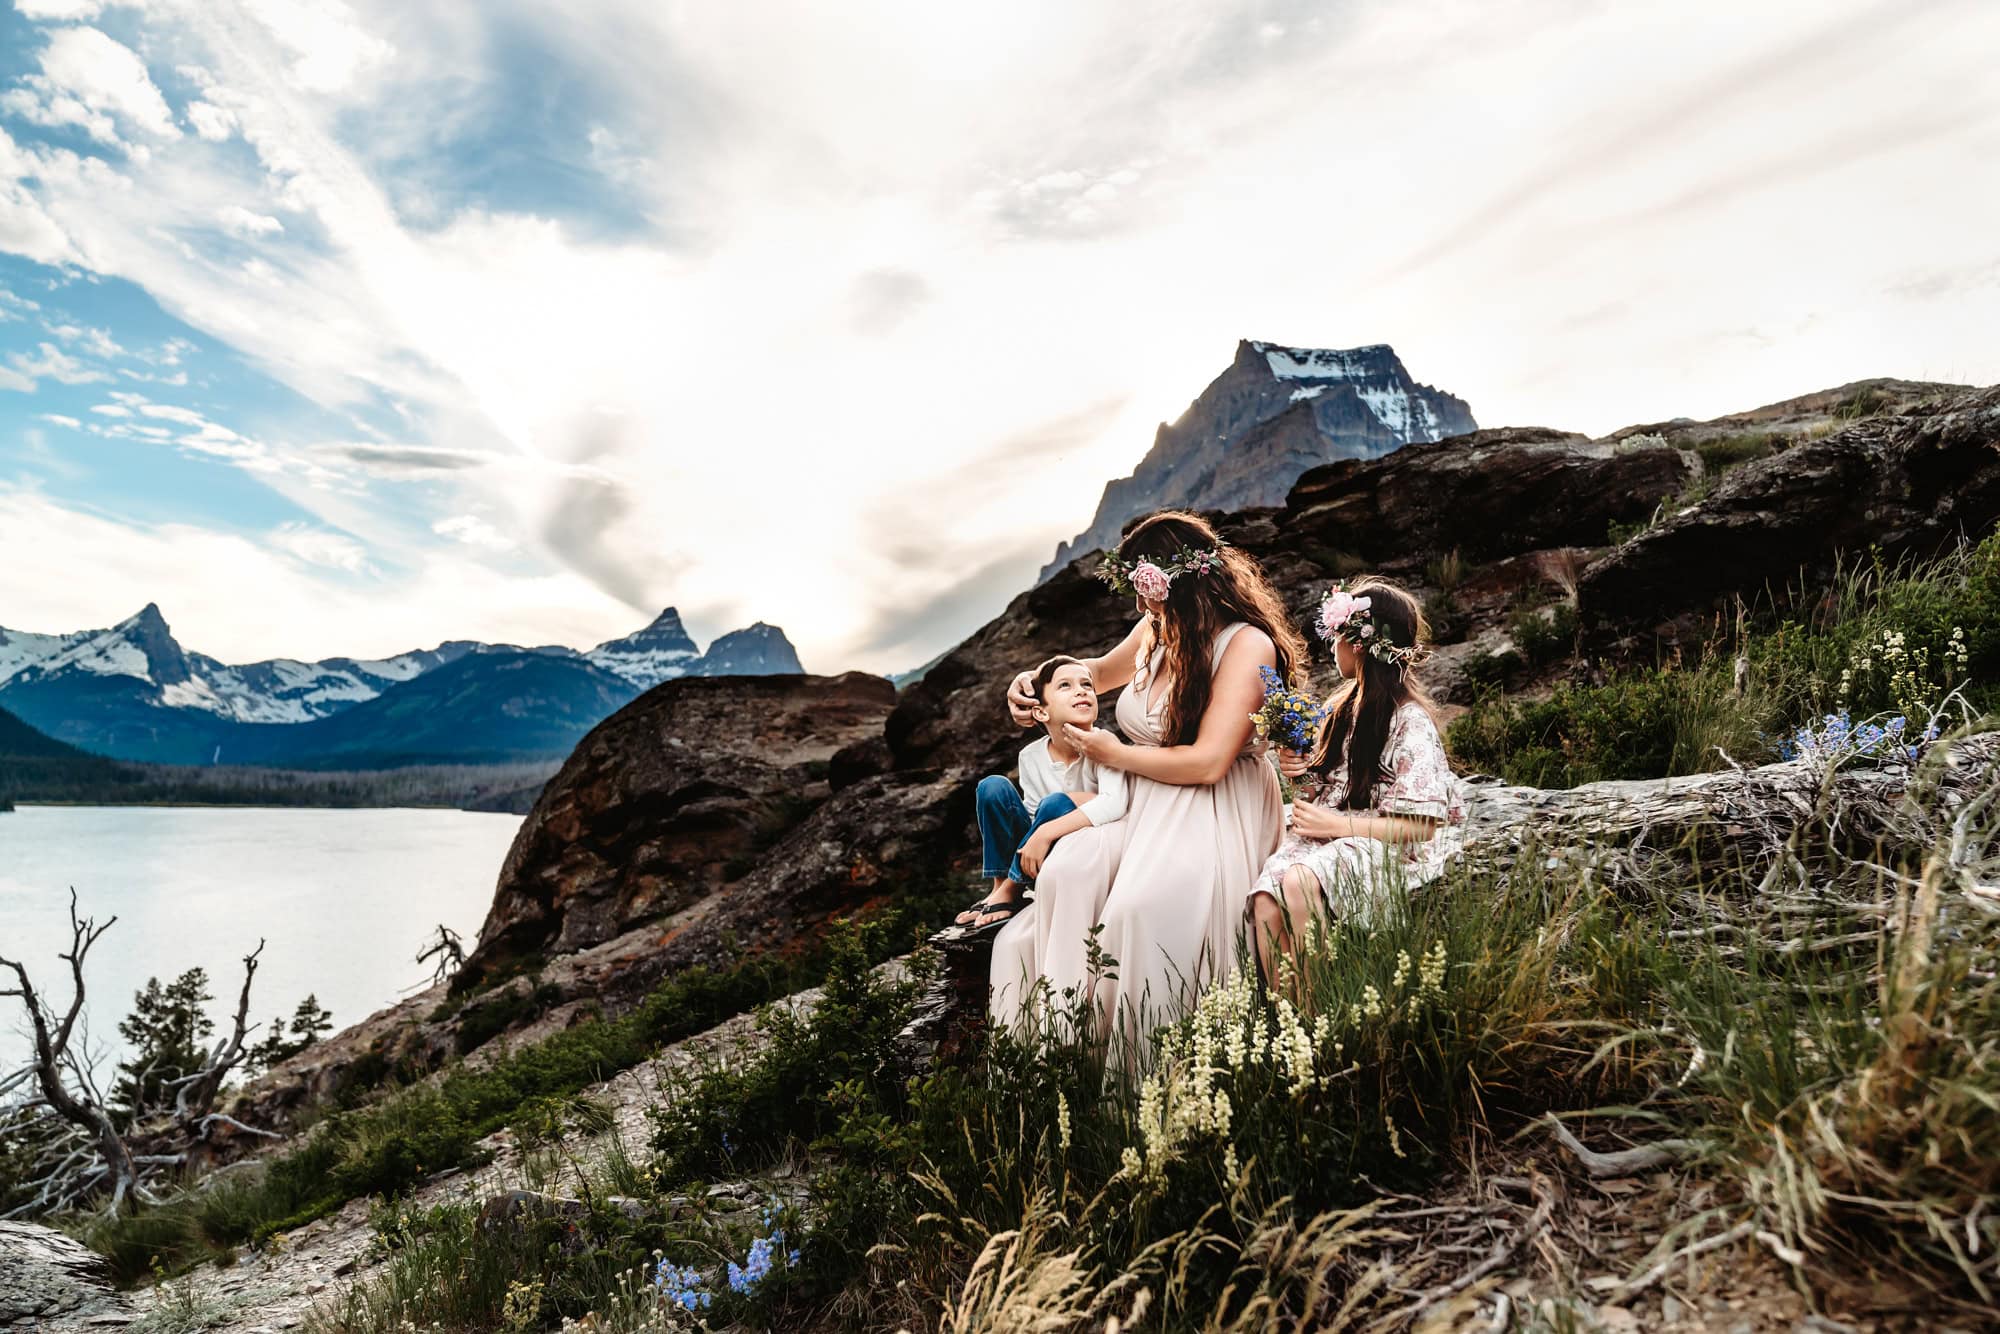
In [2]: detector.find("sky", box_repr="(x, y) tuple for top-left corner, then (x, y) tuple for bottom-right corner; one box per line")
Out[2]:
(1, 0), (1996, 674)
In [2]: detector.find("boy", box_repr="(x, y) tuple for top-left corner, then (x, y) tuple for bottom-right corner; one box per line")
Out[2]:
(957, 655), (1127, 931)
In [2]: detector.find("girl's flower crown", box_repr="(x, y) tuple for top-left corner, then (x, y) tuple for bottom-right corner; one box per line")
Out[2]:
(1098, 544), (1226, 599)
(1317, 582), (1422, 667)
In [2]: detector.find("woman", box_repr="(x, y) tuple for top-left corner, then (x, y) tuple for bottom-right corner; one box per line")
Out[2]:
(1247, 576), (1463, 986)
(989, 510), (1305, 1059)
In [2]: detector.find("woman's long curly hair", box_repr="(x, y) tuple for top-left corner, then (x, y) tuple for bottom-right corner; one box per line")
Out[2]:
(1310, 576), (1439, 810)
(1116, 510), (1306, 748)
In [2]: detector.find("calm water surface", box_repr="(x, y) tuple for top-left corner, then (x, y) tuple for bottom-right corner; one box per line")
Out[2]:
(0, 805), (521, 1069)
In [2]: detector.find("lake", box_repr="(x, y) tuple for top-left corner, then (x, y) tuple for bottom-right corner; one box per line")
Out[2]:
(0, 805), (522, 1072)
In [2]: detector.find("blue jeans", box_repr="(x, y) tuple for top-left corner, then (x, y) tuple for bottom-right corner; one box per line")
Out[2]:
(976, 775), (1079, 885)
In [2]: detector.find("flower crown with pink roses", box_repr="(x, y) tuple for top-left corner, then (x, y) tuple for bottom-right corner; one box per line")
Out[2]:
(1317, 582), (1423, 667)
(1098, 544), (1226, 600)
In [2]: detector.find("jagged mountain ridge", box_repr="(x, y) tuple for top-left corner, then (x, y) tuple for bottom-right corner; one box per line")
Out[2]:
(0, 604), (803, 766)
(1040, 340), (1476, 581)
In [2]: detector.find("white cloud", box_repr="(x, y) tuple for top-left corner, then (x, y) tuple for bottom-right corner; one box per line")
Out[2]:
(0, 1), (1997, 672)
(38, 412), (83, 428)
(0, 366), (33, 393)
(217, 204), (283, 236)
(7, 339), (109, 386)
(185, 100), (238, 141)
(88, 402), (129, 416)
(136, 402), (210, 425)
(47, 321), (122, 356)
(270, 520), (369, 572)
(15, 0), (110, 18)
(0, 284), (41, 318)
(432, 513), (514, 551)
(246, 0), (394, 94)
(6, 26), (181, 147)
(0, 487), (644, 664)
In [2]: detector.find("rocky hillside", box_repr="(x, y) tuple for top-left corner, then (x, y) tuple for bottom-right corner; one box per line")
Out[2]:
(213, 377), (1996, 1123)
(1040, 340), (1475, 581)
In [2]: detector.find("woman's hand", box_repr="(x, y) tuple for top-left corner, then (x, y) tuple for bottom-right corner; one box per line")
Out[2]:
(1006, 670), (1039, 727)
(1277, 747), (1312, 779)
(1061, 723), (1127, 768)
(1019, 828), (1056, 878)
(1289, 798), (1351, 842)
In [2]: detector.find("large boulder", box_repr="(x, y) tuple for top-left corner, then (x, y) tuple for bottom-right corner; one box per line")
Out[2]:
(531, 769), (965, 1007)
(0, 1221), (132, 1328)
(1276, 426), (1694, 565)
(460, 671), (897, 989)
(1580, 386), (2000, 637)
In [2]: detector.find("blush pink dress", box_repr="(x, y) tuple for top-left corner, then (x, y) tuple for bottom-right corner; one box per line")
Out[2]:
(989, 622), (1284, 1059)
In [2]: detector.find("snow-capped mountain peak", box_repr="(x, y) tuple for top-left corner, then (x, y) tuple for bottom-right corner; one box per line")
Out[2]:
(586, 606), (701, 688)
(0, 604), (805, 745)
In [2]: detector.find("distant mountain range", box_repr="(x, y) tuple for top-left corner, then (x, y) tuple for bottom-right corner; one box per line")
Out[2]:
(0, 605), (802, 768)
(1041, 340), (1475, 581)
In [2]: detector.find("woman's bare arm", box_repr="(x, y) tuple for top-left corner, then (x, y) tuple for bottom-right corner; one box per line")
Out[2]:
(1291, 802), (1440, 844)
(1063, 628), (1273, 786)
(1082, 618), (1148, 694)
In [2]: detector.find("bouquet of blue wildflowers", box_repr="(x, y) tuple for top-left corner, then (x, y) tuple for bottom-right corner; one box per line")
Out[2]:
(1250, 665), (1329, 753)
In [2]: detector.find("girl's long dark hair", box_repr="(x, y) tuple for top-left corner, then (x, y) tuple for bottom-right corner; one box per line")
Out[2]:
(1117, 510), (1306, 747)
(1310, 576), (1438, 809)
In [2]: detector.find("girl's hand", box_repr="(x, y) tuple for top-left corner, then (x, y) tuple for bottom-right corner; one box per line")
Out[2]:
(1061, 723), (1125, 767)
(1277, 747), (1312, 779)
(1290, 799), (1349, 842)
(1006, 670), (1039, 727)
(1020, 829), (1055, 878)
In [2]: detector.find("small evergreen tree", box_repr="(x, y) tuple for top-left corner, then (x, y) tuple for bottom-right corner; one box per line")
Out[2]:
(113, 969), (214, 1120)
(247, 994), (335, 1073)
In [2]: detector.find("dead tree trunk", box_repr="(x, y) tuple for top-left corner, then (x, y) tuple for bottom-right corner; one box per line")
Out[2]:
(0, 891), (142, 1215)
(165, 940), (264, 1125)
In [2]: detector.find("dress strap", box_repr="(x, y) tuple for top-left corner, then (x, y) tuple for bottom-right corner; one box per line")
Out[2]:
(1209, 622), (1250, 674)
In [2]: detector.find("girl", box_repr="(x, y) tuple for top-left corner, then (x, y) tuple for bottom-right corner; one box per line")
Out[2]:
(1246, 576), (1463, 985)
(991, 510), (1306, 1058)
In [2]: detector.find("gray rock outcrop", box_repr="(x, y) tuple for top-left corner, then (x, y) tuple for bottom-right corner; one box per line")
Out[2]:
(0, 1221), (133, 1329)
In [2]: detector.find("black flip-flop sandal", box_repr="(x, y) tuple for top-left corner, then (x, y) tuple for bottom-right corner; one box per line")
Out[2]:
(967, 895), (1033, 935)
(953, 898), (997, 926)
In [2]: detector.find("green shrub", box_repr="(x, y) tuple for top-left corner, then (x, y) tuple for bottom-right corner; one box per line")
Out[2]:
(1506, 601), (1578, 669)
(1447, 665), (1759, 786)
(453, 979), (563, 1055)
(1694, 431), (1778, 475)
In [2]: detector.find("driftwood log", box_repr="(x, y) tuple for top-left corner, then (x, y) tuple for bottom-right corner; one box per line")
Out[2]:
(893, 731), (2000, 1072)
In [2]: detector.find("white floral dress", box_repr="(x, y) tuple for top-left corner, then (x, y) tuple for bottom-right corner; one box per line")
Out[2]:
(1246, 701), (1464, 923)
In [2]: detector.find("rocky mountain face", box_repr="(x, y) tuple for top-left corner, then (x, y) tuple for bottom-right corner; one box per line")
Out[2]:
(0, 605), (803, 767)
(1040, 340), (1476, 581)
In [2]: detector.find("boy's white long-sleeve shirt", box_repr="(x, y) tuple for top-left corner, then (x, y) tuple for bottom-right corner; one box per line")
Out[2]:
(1016, 733), (1129, 827)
